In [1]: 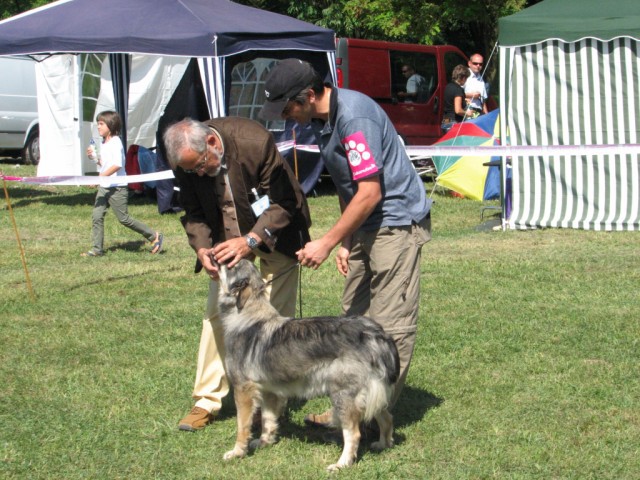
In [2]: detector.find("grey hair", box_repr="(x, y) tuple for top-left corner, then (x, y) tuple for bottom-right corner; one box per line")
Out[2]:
(163, 118), (210, 169)
(291, 86), (314, 104)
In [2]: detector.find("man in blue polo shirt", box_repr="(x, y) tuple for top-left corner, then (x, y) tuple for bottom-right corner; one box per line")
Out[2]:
(261, 59), (432, 424)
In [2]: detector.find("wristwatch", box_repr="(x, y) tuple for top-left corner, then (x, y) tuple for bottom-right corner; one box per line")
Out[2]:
(245, 234), (259, 250)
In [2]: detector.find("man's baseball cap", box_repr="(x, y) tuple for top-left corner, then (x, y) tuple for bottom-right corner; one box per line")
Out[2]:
(259, 59), (316, 120)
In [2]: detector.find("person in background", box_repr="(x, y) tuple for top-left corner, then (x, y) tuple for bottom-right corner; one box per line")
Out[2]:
(441, 65), (474, 134)
(397, 64), (426, 103)
(260, 58), (432, 427)
(464, 53), (489, 116)
(82, 110), (162, 257)
(163, 117), (311, 432)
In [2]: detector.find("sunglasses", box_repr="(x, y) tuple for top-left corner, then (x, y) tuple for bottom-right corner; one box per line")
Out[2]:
(182, 151), (207, 174)
(471, 62), (483, 66)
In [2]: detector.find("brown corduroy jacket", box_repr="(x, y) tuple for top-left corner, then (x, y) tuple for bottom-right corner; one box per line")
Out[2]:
(174, 117), (311, 271)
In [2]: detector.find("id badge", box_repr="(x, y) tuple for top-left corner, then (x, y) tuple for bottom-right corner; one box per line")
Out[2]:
(251, 194), (270, 217)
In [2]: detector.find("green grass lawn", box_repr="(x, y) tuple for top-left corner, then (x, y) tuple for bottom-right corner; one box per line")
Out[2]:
(1, 162), (639, 479)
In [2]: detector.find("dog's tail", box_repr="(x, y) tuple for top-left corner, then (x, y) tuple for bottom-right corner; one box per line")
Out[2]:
(363, 378), (393, 422)
(363, 334), (400, 421)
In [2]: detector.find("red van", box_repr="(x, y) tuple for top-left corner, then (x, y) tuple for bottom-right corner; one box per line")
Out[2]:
(336, 38), (474, 145)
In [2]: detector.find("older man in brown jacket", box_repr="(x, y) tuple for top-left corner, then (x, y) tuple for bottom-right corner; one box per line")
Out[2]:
(163, 117), (311, 431)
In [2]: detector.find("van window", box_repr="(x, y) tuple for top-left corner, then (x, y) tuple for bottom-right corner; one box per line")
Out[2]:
(390, 51), (437, 104)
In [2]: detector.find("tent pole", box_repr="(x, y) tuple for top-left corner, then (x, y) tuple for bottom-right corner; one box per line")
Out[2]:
(499, 44), (508, 231)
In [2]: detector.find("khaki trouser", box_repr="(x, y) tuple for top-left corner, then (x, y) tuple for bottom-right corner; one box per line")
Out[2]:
(91, 186), (155, 253)
(191, 249), (299, 413)
(342, 215), (431, 409)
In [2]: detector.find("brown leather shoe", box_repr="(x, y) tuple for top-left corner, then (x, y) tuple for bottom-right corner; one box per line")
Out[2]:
(178, 406), (216, 432)
(303, 409), (333, 428)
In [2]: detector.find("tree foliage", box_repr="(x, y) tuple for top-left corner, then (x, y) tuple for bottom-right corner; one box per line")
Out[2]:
(3, 0), (533, 55)
(238, 0), (534, 88)
(0, 0), (48, 20)
(238, 1), (532, 52)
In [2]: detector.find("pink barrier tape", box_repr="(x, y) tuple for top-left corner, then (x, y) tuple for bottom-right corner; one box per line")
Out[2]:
(0, 170), (175, 187)
(406, 144), (640, 159)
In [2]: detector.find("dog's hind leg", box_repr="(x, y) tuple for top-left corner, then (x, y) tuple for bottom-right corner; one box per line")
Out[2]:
(327, 407), (362, 472)
(223, 384), (256, 460)
(250, 391), (284, 450)
(371, 408), (394, 451)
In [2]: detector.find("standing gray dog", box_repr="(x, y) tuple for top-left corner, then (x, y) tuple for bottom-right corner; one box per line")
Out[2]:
(217, 259), (399, 471)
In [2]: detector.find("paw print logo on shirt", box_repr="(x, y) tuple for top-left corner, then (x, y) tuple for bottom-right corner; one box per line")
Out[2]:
(344, 139), (371, 167)
(342, 131), (379, 181)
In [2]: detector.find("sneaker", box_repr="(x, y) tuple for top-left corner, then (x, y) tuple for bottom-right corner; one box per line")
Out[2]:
(303, 409), (333, 428)
(178, 406), (216, 432)
(80, 249), (103, 257)
(150, 232), (163, 254)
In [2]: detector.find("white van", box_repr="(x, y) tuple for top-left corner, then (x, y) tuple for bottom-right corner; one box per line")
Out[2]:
(0, 55), (40, 164)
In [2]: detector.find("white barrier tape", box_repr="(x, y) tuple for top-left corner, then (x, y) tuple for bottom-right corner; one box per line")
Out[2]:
(279, 140), (640, 158)
(2, 170), (175, 187)
(406, 144), (640, 159)
(5, 144), (638, 186)
(276, 140), (320, 154)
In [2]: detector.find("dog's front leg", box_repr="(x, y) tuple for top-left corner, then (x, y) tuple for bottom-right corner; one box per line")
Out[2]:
(250, 391), (284, 450)
(223, 385), (256, 460)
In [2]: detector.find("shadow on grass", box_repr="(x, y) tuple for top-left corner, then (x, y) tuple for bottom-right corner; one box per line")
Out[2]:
(66, 257), (176, 292)
(306, 175), (336, 198)
(218, 385), (443, 451)
(105, 240), (153, 253)
(5, 187), (96, 208)
(5, 186), (162, 209)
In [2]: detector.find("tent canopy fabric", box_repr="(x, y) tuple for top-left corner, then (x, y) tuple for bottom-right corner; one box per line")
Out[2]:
(0, 0), (335, 179)
(499, 0), (640, 46)
(0, 0), (335, 57)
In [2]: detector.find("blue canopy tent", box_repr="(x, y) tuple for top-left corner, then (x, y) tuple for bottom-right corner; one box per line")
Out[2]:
(0, 0), (335, 191)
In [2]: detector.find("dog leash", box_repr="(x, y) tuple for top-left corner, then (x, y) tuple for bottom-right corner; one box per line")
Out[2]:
(264, 261), (301, 286)
(265, 232), (306, 317)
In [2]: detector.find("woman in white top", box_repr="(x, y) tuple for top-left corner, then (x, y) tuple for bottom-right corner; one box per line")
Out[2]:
(82, 110), (162, 257)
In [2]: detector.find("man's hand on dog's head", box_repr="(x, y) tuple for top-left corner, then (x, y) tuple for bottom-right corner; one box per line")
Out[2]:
(213, 238), (249, 269)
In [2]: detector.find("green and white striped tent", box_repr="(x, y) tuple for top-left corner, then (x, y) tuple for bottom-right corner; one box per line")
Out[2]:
(498, 0), (640, 230)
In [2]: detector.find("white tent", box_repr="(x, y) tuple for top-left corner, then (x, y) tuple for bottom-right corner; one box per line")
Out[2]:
(33, 54), (192, 175)
(499, 0), (640, 231)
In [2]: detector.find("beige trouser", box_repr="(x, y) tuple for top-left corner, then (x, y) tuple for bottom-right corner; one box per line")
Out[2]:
(192, 249), (299, 413)
(342, 215), (431, 409)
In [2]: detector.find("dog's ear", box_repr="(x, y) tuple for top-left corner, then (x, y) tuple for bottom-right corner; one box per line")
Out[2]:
(229, 278), (255, 311)
(229, 279), (250, 297)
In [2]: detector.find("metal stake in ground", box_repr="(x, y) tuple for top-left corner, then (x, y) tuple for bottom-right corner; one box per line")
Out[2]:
(2, 175), (36, 301)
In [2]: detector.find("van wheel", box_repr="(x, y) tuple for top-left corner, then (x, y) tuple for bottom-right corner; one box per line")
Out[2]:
(24, 128), (40, 165)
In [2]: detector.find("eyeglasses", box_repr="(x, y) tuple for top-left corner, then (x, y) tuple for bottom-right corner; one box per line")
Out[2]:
(182, 151), (207, 174)
(471, 62), (483, 66)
